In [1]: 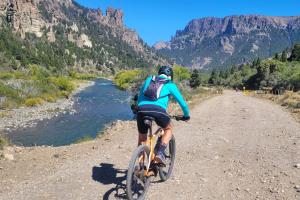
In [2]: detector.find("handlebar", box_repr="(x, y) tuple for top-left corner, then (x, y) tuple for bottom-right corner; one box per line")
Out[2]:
(170, 115), (190, 121)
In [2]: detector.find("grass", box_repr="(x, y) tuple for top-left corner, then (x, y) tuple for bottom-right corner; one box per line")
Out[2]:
(74, 135), (94, 144)
(0, 133), (9, 150)
(168, 86), (223, 114)
(0, 66), (81, 109)
(25, 97), (45, 107)
(253, 91), (300, 120)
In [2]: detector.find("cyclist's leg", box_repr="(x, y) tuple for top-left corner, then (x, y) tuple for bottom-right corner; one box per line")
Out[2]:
(138, 133), (147, 146)
(137, 111), (148, 145)
(154, 113), (171, 164)
(161, 123), (173, 145)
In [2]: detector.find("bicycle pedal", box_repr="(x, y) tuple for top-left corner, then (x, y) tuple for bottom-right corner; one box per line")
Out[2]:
(146, 168), (158, 177)
(153, 158), (166, 167)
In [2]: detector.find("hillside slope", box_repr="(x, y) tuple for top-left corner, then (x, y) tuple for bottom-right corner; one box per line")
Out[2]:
(0, 0), (168, 74)
(0, 91), (299, 199)
(155, 15), (300, 69)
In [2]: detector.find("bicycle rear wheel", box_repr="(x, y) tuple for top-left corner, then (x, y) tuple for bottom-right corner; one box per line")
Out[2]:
(158, 135), (176, 181)
(126, 144), (151, 200)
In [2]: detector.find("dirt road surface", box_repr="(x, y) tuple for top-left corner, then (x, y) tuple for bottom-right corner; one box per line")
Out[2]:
(0, 91), (299, 200)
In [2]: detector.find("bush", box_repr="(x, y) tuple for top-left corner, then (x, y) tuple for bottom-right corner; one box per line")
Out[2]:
(69, 71), (97, 80)
(113, 69), (142, 90)
(25, 97), (44, 107)
(173, 65), (190, 81)
(49, 76), (75, 92)
(0, 82), (22, 108)
(41, 93), (57, 102)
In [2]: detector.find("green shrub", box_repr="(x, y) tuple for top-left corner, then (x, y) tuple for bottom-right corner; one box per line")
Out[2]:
(75, 135), (94, 143)
(69, 71), (97, 80)
(25, 97), (44, 107)
(113, 69), (142, 90)
(173, 65), (191, 81)
(49, 77), (75, 92)
(41, 93), (57, 102)
(0, 82), (22, 108)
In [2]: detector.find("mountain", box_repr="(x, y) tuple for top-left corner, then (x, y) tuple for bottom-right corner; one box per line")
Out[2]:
(154, 15), (300, 70)
(0, 0), (168, 74)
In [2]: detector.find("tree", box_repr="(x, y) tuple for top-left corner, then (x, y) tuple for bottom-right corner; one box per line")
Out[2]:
(173, 65), (190, 81)
(274, 53), (279, 60)
(208, 69), (220, 85)
(189, 69), (201, 88)
(281, 50), (287, 62)
(290, 44), (300, 61)
(256, 57), (261, 66)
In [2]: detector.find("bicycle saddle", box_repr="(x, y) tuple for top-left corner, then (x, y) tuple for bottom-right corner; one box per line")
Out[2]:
(143, 116), (155, 127)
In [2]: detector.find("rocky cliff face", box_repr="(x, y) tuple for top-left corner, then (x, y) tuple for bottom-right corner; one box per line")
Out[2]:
(0, 0), (168, 73)
(155, 15), (300, 69)
(0, 0), (46, 38)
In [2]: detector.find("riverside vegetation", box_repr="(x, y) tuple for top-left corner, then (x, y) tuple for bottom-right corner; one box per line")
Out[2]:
(0, 64), (98, 109)
(114, 44), (300, 118)
(113, 65), (222, 106)
(205, 44), (300, 112)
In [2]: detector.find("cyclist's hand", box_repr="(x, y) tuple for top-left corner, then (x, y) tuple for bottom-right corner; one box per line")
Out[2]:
(174, 115), (190, 121)
(182, 116), (190, 122)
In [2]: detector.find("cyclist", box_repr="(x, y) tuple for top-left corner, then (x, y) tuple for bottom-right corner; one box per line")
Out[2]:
(136, 66), (190, 166)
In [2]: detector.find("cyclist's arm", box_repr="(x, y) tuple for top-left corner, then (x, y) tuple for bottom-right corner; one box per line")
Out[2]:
(137, 76), (152, 103)
(168, 83), (190, 117)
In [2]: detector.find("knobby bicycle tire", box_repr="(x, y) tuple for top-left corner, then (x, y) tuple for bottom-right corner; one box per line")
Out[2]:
(158, 135), (176, 181)
(126, 144), (151, 200)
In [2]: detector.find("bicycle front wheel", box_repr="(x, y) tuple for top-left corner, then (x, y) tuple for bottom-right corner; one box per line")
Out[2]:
(126, 144), (151, 200)
(158, 135), (176, 181)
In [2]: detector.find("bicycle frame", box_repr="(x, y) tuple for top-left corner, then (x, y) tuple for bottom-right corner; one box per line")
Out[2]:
(142, 121), (164, 176)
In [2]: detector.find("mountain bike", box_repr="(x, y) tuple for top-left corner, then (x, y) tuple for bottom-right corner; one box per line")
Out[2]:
(126, 115), (186, 200)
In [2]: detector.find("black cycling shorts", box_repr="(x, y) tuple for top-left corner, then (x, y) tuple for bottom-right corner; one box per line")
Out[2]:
(137, 104), (171, 134)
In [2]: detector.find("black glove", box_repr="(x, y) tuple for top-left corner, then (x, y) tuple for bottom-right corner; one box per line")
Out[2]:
(182, 116), (190, 121)
(175, 115), (190, 121)
(130, 104), (138, 115)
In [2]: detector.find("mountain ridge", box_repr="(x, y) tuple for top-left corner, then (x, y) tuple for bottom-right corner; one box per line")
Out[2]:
(155, 14), (300, 69)
(0, 0), (169, 74)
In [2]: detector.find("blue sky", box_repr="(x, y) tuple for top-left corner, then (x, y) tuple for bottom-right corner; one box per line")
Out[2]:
(75, 0), (300, 46)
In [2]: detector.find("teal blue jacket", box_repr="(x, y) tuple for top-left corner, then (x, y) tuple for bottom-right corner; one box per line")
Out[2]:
(138, 75), (190, 117)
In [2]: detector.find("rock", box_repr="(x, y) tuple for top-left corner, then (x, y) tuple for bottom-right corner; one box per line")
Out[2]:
(3, 153), (14, 161)
(53, 154), (60, 158)
(294, 185), (300, 189)
(294, 163), (300, 168)
(269, 188), (278, 193)
(14, 147), (22, 153)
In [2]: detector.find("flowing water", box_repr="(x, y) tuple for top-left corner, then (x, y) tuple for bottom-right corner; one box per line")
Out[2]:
(8, 79), (133, 146)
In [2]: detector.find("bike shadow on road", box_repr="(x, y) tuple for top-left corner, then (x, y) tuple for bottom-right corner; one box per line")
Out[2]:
(92, 163), (127, 200)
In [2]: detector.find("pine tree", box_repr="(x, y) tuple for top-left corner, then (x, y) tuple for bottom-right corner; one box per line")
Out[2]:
(281, 50), (287, 62)
(290, 44), (300, 61)
(208, 69), (220, 85)
(256, 57), (261, 66)
(189, 69), (201, 88)
(274, 53), (279, 60)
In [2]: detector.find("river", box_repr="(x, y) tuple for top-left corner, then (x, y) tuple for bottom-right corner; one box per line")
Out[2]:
(8, 79), (133, 147)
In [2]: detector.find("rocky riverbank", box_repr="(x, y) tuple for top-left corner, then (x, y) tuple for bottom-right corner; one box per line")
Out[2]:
(0, 81), (95, 134)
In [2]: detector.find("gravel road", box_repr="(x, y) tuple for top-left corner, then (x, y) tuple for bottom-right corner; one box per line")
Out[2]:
(0, 91), (299, 200)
